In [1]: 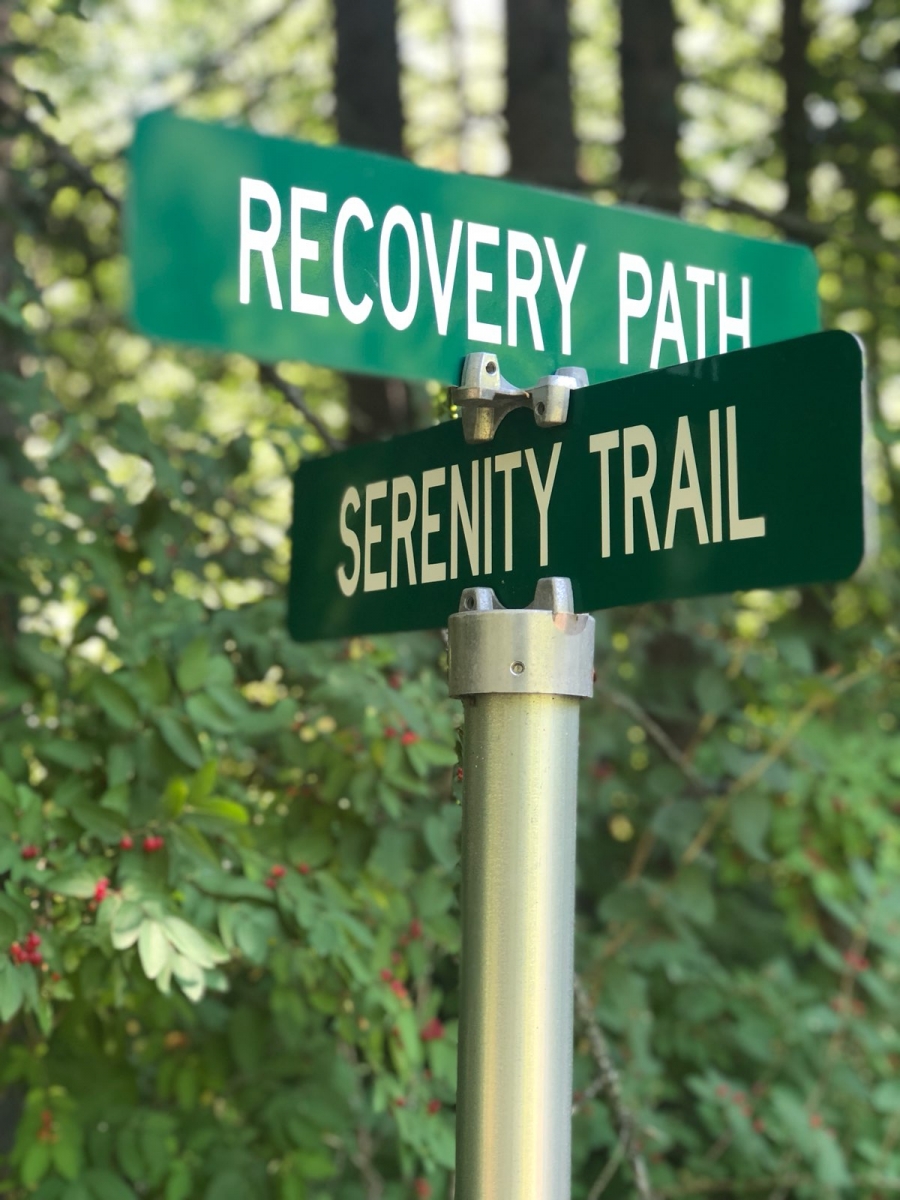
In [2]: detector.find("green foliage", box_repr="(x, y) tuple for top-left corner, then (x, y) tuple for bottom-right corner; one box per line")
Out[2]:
(2, 1), (900, 1198)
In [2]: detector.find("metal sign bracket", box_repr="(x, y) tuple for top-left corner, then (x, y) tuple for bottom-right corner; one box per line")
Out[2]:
(449, 352), (588, 444)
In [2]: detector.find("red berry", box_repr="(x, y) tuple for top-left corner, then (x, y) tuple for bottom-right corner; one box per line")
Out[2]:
(9, 942), (22, 964)
(384, 727), (397, 739)
(427, 1099), (441, 1115)
(393, 1096), (406, 1108)
(94, 877), (110, 902)
(456, 766), (464, 782)
(390, 979), (408, 1000)
(270, 864), (286, 879)
(265, 878), (277, 890)
(409, 918), (422, 939)
(380, 968), (394, 982)
(297, 862), (310, 875)
(420, 1017), (444, 1042)
(388, 673), (403, 689)
(120, 835), (134, 850)
(414, 1179), (431, 1199)
(20, 845), (39, 860)
(27, 951), (42, 966)
(25, 932), (40, 950)
(50, 972), (61, 982)
(142, 835), (164, 853)
(400, 730), (419, 746)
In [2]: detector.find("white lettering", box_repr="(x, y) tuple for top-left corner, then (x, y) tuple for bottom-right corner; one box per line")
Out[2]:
(726, 406), (765, 540)
(718, 273), (751, 352)
(525, 444), (560, 566)
(664, 415), (709, 549)
(334, 197), (374, 325)
(364, 481), (388, 592)
(290, 187), (329, 317)
(545, 238), (586, 357)
(483, 457), (493, 574)
(390, 476), (418, 588)
(650, 261), (688, 369)
(336, 486), (361, 597)
(685, 265), (715, 359)
(422, 214), (463, 336)
(421, 468), (448, 583)
(467, 223), (502, 344)
(239, 177), (282, 309)
(589, 431), (620, 558)
(494, 451), (522, 571)
(618, 252), (652, 365)
(508, 230), (544, 351)
(450, 462), (479, 579)
(380, 205), (420, 331)
(623, 425), (660, 554)
(709, 409), (723, 542)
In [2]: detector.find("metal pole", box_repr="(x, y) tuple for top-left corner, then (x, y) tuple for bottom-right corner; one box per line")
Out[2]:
(448, 577), (595, 1200)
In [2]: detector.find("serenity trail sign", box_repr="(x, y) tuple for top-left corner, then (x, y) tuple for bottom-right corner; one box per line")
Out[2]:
(287, 330), (864, 643)
(129, 111), (821, 386)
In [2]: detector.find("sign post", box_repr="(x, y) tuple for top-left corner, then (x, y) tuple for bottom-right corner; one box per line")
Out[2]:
(449, 578), (594, 1200)
(126, 115), (866, 1200)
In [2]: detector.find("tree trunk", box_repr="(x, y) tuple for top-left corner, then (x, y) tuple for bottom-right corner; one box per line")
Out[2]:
(332, 0), (415, 442)
(618, 0), (682, 212)
(781, 0), (812, 217)
(505, 0), (579, 191)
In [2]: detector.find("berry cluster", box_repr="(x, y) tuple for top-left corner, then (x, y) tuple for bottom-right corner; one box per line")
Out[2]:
(383, 726), (420, 746)
(142, 835), (165, 853)
(265, 863), (287, 889)
(10, 931), (42, 967)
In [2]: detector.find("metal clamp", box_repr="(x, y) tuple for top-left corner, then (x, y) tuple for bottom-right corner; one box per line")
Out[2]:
(448, 353), (588, 444)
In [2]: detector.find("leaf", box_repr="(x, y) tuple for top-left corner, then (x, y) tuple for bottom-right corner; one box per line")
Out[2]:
(51, 1134), (82, 1181)
(694, 668), (733, 717)
(189, 796), (249, 825)
(39, 740), (95, 771)
(729, 791), (772, 861)
(52, 868), (104, 899)
(423, 810), (460, 870)
(155, 714), (203, 769)
(162, 916), (228, 969)
(21, 1140), (52, 1188)
(176, 638), (210, 693)
(70, 801), (127, 842)
(0, 963), (24, 1021)
(84, 1171), (138, 1200)
(188, 760), (217, 804)
(92, 676), (140, 731)
(138, 920), (170, 981)
(111, 902), (144, 950)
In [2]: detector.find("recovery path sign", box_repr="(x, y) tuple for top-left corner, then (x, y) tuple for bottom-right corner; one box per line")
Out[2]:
(129, 111), (820, 386)
(287, 331), (864, 642)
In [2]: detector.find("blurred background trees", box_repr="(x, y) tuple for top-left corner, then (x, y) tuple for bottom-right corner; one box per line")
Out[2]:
(2, 1), (900, 1197)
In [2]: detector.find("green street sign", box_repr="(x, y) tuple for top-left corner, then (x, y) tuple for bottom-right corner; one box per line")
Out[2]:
(128, 111), (820, 387)
(287, 331), (863, 642)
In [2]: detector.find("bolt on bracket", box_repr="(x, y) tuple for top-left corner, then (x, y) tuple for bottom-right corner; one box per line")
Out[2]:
(448, 352), (588, 444)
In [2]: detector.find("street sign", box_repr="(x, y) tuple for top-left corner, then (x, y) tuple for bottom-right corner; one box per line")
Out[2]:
(129, 111), (821, 387)
(287, 330), (863, 642)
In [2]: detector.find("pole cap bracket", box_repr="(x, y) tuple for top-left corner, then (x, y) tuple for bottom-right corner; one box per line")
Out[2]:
(448, 577), (595, 699)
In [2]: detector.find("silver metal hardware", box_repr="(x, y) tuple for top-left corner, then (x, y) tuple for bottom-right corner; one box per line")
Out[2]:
(448, 352), (588, 444)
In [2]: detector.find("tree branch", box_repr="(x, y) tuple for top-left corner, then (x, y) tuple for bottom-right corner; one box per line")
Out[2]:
(258, 363), (343, 451)
(574, 973), (656, 1200)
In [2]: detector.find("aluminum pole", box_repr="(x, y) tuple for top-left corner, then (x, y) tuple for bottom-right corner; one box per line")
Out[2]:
(448, 577), (595, 1200)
